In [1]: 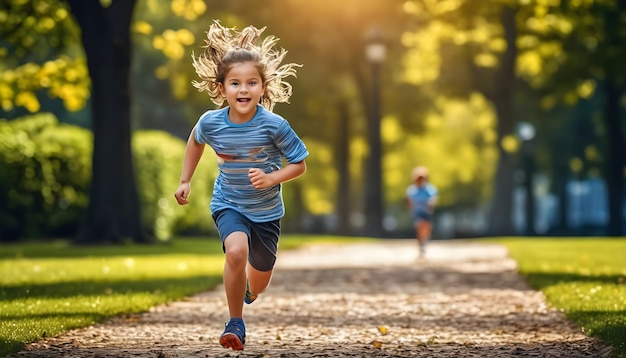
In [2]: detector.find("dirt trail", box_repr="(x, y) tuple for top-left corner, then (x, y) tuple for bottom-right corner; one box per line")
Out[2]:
(8, 240), (612, 357)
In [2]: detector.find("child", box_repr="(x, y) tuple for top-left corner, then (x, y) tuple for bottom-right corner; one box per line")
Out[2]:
(405, 166), (438, 257)
(174, 21), (308, 351)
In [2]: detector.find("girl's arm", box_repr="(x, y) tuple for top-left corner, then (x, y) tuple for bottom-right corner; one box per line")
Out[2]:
(427, 196), (437, 212)
(248, 160), (306, 189)
(174, 126), (205, 205)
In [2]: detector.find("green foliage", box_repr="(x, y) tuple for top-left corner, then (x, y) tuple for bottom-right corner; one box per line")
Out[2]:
(0, 115), (217, 241)
(0, 0), (79, 62)
(33, 123), (92, 233)
(130, 0), (236, 135)
(132, 130), (216, 240)
(0, 113), (91, 240)
(0, 0), (87, 116)
(493, 237), (626, 357)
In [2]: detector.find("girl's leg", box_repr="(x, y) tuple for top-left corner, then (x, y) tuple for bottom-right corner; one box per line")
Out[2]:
(414, 221), (424, 257)
(223, 231), (249, 318)
(418, 220), (432, 244)
(245, 219), (280, 300)
(417, 220), (432, 256)
(246, 265), (273, 296)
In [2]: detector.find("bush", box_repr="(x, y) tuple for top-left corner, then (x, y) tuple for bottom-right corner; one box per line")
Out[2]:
(0, 113), (91, 240)
(132, 130), (216, 240)
(33, 123), (92, 235)
(0, 114), (217, 242)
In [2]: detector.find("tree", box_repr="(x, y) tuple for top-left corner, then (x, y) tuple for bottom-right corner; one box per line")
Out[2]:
(63, 0), (152, 244)
(475, 6), (518, 236)
(517, 0), (626, 235)
(0, 0), (89, 122)
(570, 1), (625, 236)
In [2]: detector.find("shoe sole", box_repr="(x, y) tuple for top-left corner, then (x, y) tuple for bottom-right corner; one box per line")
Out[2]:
(219, 333), (244, 350)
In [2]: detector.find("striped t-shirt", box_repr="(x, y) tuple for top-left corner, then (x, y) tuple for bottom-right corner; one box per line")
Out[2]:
(405, 183), (438, 217)
(194, 104), (309, 222)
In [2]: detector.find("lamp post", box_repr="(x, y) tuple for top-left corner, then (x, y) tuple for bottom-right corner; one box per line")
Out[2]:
(364, 28), (386, 236)
(517, 122), (536, 236)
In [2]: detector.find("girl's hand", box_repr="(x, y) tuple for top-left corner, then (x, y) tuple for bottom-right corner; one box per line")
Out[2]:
(248, 168), (274, 189)
(174, 182), (191, 205)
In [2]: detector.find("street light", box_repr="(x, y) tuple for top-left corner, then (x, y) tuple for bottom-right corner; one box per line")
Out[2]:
(364, 27), (386, 236)
(517, 122), (536, 236)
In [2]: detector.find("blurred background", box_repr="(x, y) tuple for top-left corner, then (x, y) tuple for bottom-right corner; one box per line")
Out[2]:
(1, 0), (624, 244)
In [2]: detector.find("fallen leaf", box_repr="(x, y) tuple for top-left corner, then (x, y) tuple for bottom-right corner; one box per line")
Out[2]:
(371, 340), (383, 349)
(377, 325), (388, 335)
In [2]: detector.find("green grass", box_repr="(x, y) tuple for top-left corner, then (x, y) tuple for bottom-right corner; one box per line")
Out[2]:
(0, 234), (370, 356)
(3, 235), (624, 357)
(0, 237), (225, 356)
(489, 237), (626, 357)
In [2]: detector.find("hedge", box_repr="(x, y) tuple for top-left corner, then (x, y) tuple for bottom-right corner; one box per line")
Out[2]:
(0, 113), (216, 242)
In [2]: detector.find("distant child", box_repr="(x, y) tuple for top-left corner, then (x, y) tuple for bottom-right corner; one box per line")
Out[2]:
(174, 21), (308, 351)
(405, 166), (438, 257)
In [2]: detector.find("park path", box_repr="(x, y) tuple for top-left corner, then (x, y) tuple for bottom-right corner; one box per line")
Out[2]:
(9, 240), (613, 357)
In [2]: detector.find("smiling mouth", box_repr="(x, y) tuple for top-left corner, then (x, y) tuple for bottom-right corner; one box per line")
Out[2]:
(237, 98), (251, 103)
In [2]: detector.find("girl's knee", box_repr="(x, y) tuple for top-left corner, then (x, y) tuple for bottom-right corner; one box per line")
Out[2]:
(224, 232), (248, 267)
(226, 246), (247, 262)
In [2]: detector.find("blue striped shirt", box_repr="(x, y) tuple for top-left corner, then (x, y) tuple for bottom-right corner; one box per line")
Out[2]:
(406, 183), (438, 218)
(194, 105), (309, 222)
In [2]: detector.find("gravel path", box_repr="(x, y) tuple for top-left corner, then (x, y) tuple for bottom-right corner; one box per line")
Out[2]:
(9, 240), (613, 357)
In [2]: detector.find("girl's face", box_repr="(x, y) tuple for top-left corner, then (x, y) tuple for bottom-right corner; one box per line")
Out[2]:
(218, 61), (265, 123)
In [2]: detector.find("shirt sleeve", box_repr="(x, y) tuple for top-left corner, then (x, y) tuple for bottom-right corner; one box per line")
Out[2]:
(274, 120), (309, 163)
(194, 116), (206, 145)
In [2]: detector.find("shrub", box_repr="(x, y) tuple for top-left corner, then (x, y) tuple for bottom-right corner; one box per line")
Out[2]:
(132, 130), (216, 240)
(0, 113), (91, 240)
(0, 114), (217, 242)
(36, 124), (92, 235)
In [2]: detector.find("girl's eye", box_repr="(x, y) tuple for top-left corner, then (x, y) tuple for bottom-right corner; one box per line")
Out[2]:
(249, 81), (257, 86)
(230, 82), (239, 87)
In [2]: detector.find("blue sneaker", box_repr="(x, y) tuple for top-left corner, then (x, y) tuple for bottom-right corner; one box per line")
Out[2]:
(244, 281), (258, 304)
(219, 318), (246, 350)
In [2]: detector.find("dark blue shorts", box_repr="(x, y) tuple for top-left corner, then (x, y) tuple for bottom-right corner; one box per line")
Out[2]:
(212, 209), (280, 272)
(412, 211), (433, 223)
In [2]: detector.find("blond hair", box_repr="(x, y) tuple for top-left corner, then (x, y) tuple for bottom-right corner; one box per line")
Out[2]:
(411, 166), (429, 182)
(191, 20), (300, 111)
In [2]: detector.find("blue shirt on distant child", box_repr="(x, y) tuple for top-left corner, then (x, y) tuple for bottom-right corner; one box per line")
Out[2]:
(406, 183), (438, 222)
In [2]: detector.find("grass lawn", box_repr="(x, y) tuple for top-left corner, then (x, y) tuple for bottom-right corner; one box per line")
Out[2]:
(0, 234), (369, 356)
(2, 235), (624, 357)
(490, 237), (626, 357)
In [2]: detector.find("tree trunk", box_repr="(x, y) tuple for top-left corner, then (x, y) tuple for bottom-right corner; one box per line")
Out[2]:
(488, 101), (517, 236)
(604, 80), (625, 236)
(555, 159), (570, 234)
(485, 7), (518, 236)
(352, 55), (381, 236)
(602, 2), (625, 236)
(335, 99), (352, 235)
(66, 0), (152, 244)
